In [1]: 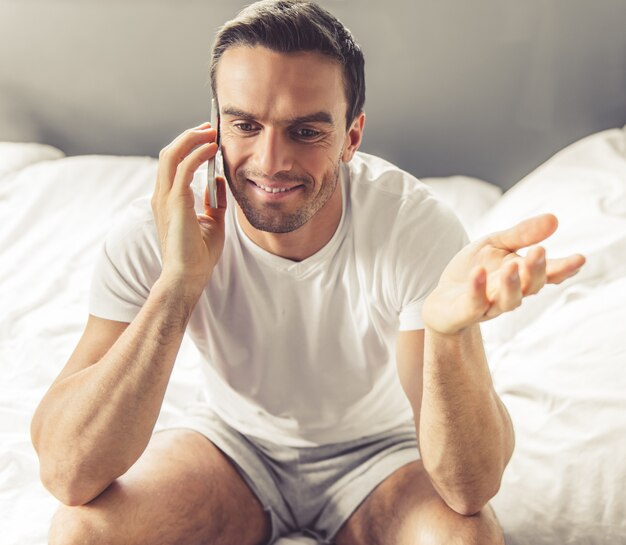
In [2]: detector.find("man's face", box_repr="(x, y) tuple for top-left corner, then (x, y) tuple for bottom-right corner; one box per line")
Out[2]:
(215, 46), (354, 233)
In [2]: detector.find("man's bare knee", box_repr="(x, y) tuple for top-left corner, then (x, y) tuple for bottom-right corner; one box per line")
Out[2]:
(416, 504), (505, 545)
(454, 508), (505, 545)
(49, 504), (104, 545)
(46, 430), (271, 545)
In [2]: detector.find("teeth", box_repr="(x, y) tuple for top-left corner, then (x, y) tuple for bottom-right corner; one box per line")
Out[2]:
(255, 182), (294, 193)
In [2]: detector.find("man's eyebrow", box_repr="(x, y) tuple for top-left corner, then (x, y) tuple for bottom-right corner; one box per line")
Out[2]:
(287, 111), (335, 126)
(221, 106), (335, 126)
(221, 107), (257, 120)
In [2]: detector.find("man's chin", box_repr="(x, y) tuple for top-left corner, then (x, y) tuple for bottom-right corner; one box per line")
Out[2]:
(240, 207), (307, 234)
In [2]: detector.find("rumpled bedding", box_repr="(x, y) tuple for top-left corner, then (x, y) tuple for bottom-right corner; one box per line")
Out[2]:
(1, 128), (625, 543)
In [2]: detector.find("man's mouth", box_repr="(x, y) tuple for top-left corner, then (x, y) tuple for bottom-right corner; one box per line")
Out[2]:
(248, 179), (304, 194)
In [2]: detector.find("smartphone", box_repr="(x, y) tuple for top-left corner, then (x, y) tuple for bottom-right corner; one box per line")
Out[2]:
(206, 98), (221, 208)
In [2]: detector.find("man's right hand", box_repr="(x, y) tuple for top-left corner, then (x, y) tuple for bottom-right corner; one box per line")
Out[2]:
(151, 121), (227, 293)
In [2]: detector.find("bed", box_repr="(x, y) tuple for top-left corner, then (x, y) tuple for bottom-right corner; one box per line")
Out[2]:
(1, 125), (625, 544)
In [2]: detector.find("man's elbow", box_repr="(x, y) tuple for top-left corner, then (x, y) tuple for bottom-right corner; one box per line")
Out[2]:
(443, 480), (502, 516)
(39, 459), (110, 507)
(427, 469), (504, 516)
(447, 431), (515, 515)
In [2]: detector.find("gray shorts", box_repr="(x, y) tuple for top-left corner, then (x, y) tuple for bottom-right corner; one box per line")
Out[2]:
(160, 404), (420, 544)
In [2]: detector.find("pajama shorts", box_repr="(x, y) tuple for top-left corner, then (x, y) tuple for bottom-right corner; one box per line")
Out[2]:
(159, 403), (421, 544)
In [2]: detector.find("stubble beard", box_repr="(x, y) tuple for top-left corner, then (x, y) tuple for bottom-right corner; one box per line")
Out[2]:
(224, 161), (341, 234)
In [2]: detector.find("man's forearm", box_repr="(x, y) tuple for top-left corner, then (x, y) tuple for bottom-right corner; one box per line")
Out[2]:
(419, 323), (514, 515)
(31, 275), (202, 505)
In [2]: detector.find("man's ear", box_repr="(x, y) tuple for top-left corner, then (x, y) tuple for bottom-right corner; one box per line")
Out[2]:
(341, 112), (366, 163)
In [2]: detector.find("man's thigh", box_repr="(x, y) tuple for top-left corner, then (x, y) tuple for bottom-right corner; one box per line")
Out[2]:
(333, 460), (505, 545)
(48, 428), (271, 545)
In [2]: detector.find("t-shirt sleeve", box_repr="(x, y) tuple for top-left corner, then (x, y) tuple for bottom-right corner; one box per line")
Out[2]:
(394, 196), (470, 331)
(88, 199), (162, 323)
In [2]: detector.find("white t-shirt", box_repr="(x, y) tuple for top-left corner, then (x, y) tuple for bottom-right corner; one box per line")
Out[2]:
(89, 151), (469, 447)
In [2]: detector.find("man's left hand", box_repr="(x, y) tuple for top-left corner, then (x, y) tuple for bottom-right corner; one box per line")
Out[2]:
(422, 213), (586, 335)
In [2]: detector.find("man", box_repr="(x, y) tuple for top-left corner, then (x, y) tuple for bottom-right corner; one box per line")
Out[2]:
(31, 1), (585, 544)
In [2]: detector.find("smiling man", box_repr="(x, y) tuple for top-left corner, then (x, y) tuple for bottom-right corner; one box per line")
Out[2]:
(32, 1), (585, 544)
(218, 45), (354, 258)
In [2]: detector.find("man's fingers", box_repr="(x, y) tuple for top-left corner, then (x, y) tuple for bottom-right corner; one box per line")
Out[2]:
(519, 245), (546, 295)
(195, 121), (213, 130)
(495, 261), (523, 312)
(470, 266), (489, 305)
(157, 127), (218, 192)
(169, 123), (215, 151)
(488, 213), (558, 252)
(546, 254), (586, 284)
(171, 141), (219, 195)
(469, 264), (521, 323)
(216, 175), (227, 209)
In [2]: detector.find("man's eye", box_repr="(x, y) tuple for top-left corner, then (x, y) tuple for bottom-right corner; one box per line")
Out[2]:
(294, 128), (321, 139)
(234, 123), (257, 132)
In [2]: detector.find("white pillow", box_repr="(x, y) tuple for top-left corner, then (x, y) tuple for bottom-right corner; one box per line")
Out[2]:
(0, 142), (65, 178)
(474, 126), (626, 256)
(474, 126), (626, 347)
(420, 175), (502, 237)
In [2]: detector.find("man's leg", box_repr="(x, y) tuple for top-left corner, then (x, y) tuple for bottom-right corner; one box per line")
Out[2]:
(48, 428), (272, 545)
(333, 460), (505, 545)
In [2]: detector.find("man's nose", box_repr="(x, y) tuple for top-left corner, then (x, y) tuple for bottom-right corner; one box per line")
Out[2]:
(254, 127), (294, 177)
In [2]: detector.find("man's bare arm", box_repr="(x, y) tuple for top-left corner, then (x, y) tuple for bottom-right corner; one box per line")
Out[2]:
(400, 213), (585, 515)
(31, 278), (202, 506)
(396, 327), (513, 516)
(31, 121), (226, 507)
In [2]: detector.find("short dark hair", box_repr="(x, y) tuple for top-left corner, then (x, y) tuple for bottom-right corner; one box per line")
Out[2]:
(209, 0), (365, 128)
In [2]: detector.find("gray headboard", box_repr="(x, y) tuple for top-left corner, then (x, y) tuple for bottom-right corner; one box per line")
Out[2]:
(1, 0), (625, 190)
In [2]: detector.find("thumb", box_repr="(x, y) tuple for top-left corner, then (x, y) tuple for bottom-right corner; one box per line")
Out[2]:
(424, 267), (492, 334)
(203, 176), (227, 221)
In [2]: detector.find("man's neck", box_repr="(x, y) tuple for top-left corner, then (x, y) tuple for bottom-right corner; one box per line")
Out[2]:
(236, 181), (343, 263)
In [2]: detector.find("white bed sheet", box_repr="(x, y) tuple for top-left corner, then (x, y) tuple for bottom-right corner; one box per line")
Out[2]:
(1, 128), (625, 543)
(475, 127), (626, 543)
